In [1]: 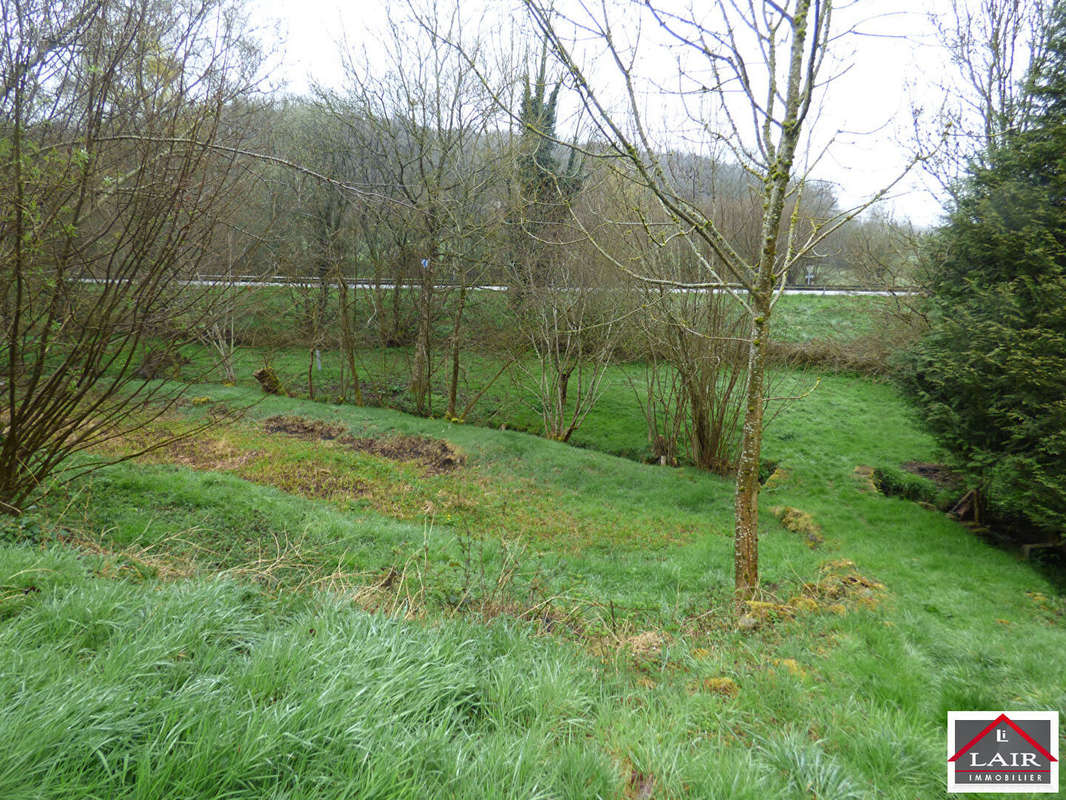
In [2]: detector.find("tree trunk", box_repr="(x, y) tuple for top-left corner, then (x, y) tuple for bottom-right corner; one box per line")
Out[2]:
(445, 285), (467, 419)
(733, 301), (769, 606)
(371, 258), (389, 347)
(458, 356), (516, 421)
(559, 366), (573, 409)
(316, 260), (330, 335)
(390, 276), (403, 346)
(519, 0), (831, 609)
(410, 260), (434, 415)
(732, 0), (811, 606)
(686, 378), (713, 470)
(337, 273), (364, 406)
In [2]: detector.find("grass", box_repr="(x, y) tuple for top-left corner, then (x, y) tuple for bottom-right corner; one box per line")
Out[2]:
(0, 553), (619, 798)
(178, 343), (837, 468)
(196, 284), (888, 350)
(4, 318), (1065, 797)
(769, 293), (894, 342)
(0, 544), (935, 799)
(179, 288), (895, 441)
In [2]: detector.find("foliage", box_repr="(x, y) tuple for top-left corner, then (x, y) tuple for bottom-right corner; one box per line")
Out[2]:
(872, 466), (954, 510)
(0, 0), (264, 512)
(903, 2), (1066, 535)
(513, 43), (583, 252)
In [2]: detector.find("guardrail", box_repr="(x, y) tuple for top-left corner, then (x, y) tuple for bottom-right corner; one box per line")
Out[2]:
(185, 276), (921, 296)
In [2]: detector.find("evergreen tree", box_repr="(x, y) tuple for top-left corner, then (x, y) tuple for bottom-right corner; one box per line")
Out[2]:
(511, 44), (583, 287)
(904, 0), (1066, 535)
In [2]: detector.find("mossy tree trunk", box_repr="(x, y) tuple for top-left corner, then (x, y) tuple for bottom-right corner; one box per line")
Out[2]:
(523, 0), (846, 610)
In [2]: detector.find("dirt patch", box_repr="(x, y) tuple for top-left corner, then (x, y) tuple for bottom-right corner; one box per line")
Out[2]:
(346, 435), (464, 474)
(263, 415), (465, 474)
(901, 461), (962, 490)
(263, 415), (346, 440)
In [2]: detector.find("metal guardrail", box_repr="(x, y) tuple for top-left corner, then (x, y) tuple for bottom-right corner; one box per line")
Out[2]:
(187, 275), (921, 296)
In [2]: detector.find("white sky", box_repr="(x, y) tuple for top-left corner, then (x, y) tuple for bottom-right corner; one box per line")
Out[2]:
(253, 0), (998, 228)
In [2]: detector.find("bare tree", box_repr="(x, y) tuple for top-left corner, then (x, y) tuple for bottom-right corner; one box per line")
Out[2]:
(196, 230), (261, 385)
(325, 1), (505, 417)
(922, 0), (1050, 196)
(638, 285), (749, 474)
(0, 0), (264, 512)
(266, 103), (369, 402)
(503, 45), (627, 442)
(510, 234), (623, 442)
(523, 0), (905, 605)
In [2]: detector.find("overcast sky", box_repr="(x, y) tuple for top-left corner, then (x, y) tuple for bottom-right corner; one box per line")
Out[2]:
(254, 0), (1006, 228)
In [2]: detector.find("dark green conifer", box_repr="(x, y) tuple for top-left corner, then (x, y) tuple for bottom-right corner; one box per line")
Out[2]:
(904, 0), (1066, 534)
(511, 44), (584, 287)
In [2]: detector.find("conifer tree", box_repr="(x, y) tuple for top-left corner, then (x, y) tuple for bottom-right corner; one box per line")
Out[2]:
(511, 44), (582, 287)
(905, 0), (1066, 534)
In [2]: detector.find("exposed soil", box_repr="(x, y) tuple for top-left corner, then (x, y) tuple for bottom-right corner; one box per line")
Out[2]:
(263, 415), (465, 474)
(346, 435), (464, 474)
(263, 415), (347, 440)
(901, 461), (962, 490)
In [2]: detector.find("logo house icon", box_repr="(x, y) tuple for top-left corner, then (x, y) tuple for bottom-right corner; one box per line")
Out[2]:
(948, 711), (1060, 793)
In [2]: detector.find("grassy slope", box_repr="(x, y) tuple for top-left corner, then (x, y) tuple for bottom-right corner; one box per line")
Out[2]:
(1, 371), (1063, 798)
(179, 290), (892, 454)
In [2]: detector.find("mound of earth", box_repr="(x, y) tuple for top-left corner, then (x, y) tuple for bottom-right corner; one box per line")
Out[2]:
(344, 435), (464, 474)
(263, 416), (347, 440)
(263, 415), (465, 474)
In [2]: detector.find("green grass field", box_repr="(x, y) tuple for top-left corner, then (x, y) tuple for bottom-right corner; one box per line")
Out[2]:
(177, 286), (907, 466)
(204, 284), (891, 351)
(3, 292), (1063, 799)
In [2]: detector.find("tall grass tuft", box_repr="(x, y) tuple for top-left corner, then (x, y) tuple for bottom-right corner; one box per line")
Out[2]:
(757, 730), (869, 799)
(0, 572), (611, 799)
